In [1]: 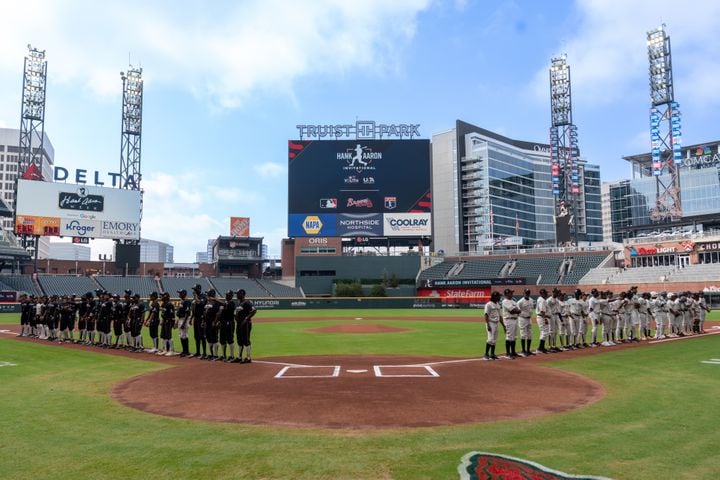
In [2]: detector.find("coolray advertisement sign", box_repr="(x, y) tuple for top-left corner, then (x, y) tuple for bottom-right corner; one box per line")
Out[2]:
(336, 213), (383, 236)
(383, 213), (431, 236)
(287, 214), (337, 237)
(287, 139), (431, 237)
(15, 180), (141, 239)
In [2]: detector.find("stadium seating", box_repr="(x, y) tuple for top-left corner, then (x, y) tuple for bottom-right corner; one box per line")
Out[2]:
(603, 266), (675, 285)
(159, 277), (214, 295)
(0, 275), (42, 296)
(668, 263), (720, 282)
(256, 280), (303, 297)
(37, 275), (99, 297)
(454, 259), (507, 279)
(95, 276), (160, 296)
(508, 257), (564, 285)
(417, 262), (455, 281)
(207, 278), (267, 297)
(578, 267), (622, 285)
(560, 256), (608, 285)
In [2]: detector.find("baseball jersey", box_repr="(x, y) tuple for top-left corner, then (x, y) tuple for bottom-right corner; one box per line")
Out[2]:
(501, 298), (519, 320)
(517, 297), (534, 318)
(536, 297), (548, 319)
(484, 301), (501, 323)
(235, 299), (255, 322)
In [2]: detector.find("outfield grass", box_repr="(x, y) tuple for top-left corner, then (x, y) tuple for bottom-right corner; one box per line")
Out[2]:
(1, 310), (720, 479)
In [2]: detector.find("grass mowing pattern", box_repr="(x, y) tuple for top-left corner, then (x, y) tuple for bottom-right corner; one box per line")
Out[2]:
(1, 310), (720, 479)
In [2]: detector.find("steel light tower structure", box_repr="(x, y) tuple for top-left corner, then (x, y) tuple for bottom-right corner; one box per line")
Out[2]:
(549, 54), (581, 245)
(119, 66), (143, 247)
(647, 24), (683, 222)
(18, 45), (48, 178)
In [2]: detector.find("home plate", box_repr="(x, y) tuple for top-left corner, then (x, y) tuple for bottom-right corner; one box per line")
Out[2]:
(347, 369), (368, 373)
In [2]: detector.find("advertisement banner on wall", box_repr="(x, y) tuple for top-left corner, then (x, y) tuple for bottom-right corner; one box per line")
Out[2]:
(382, 213), (431, 237)
(15, 180), (141, 239)
(15, 215), (61, 236)
(230, 217), (250, 237)
(336, 213), (383, 236)
(59, 219), (101, 238)
(287, 214), (337, 237)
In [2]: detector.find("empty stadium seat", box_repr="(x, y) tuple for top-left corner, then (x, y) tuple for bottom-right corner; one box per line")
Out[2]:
(95, 276), (160, 296)
(37, 275), (99, 297)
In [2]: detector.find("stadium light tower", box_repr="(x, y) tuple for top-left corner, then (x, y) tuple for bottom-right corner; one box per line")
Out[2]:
(18, 45), (48, 179)
(549, 54), (581, 246)
(119, 66), (143, 192)
(647, 24), (683, 222)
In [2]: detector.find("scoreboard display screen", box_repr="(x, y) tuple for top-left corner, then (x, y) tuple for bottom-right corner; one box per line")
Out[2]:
(288, 139), (431, 237)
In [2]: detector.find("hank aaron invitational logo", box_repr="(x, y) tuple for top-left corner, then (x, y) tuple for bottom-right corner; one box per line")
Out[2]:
(338, 144), (380, 173)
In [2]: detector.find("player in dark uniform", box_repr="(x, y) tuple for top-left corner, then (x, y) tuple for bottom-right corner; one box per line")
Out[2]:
(18, 294), (30, 337)
(111, 294), (125, 348)
(159, 292), (175, 356)
(45, 295), (59, 341)
(203, 290), (222, 361)
(189, 285), (207, 359)
(28, 295), (39, 338)
(176, 289), (192, 357)
(234, 289), (257, 363)
(219, 291), (236, 362)
(59, 295), (77, 343)
(120, 290), (133, 349)
(85, 291), (100, 346)
(76, 293), (89, 343)
(99, 291), (114, 348)
(129, 293), (146, 352)
(145, 292), (161, 353)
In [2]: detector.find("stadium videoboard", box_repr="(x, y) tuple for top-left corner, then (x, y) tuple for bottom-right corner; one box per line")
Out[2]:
(288, 139), (431, 237)
(15, 179), (142, 240)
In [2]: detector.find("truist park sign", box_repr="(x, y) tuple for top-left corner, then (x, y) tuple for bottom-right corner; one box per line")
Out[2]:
(296, 120), (421, 140)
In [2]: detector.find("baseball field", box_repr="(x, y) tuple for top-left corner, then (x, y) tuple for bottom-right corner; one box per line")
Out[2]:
(2, 309), (720, 479)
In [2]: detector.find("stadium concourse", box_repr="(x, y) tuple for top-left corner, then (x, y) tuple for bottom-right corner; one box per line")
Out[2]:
(0, 274), (303, 299)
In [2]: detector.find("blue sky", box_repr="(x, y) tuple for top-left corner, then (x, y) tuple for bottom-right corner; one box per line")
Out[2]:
(1, 0), (719, 262)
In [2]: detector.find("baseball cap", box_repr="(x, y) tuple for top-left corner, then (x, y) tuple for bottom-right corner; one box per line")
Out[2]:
(503, 288), (514, 295)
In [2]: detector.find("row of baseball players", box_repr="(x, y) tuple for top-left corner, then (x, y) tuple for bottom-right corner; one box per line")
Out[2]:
(483, 287), (710, 360)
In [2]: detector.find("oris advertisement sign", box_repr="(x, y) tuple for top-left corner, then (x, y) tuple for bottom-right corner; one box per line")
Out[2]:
(15, 179), (141, 240)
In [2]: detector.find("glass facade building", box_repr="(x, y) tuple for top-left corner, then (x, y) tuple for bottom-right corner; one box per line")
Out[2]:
(432, 120), (603, 254)
(609, 141), (720, 242)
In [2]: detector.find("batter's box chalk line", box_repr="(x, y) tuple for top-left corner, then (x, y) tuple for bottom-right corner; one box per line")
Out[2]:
(373, 365), (439, 378)
(274, 365), (341, 378)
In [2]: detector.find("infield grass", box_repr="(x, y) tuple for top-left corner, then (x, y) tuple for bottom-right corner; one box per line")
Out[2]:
(1, 310), (720, 479)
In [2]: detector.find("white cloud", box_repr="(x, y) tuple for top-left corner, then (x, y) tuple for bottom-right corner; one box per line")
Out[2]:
(253, 162), (285, 178)
(528, 0), (720, 108)
(0, 0), (431, 107)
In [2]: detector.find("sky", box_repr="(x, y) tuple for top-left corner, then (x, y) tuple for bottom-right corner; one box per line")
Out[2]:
(1, 0), (719, 262)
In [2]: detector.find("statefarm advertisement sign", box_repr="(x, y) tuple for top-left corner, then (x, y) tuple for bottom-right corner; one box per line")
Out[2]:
(15, 179), (141, 240)
(416, 287), (491, 305)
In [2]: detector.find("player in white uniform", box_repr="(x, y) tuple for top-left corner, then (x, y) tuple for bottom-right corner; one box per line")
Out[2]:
(558, 293), (571, 350)
(638, 293), (651, 339)
(516, 289), (535, 356)
(667, 293), (680, 336)
(588, 289), (600, 346)
(649, 292), (666, 339)
(697, 293), (710, 333)
(535, 289), (550, 354)
(501, 289), (521, 359)
(615, 291), (629, 343)
(546, 289), (561, 352)
(579, 292), (590, 347)
(600, 291), (616, 346)
(567, 290), (584, 349)
(483, 291), (504, 360)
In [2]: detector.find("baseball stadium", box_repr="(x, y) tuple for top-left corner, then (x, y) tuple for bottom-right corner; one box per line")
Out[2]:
(3, 23), (720, 480)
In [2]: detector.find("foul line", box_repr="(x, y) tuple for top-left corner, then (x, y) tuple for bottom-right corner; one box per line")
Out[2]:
(253, 359), (313, 368)
(648, 330), (720, 344)
(382, 357), (484, 368)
